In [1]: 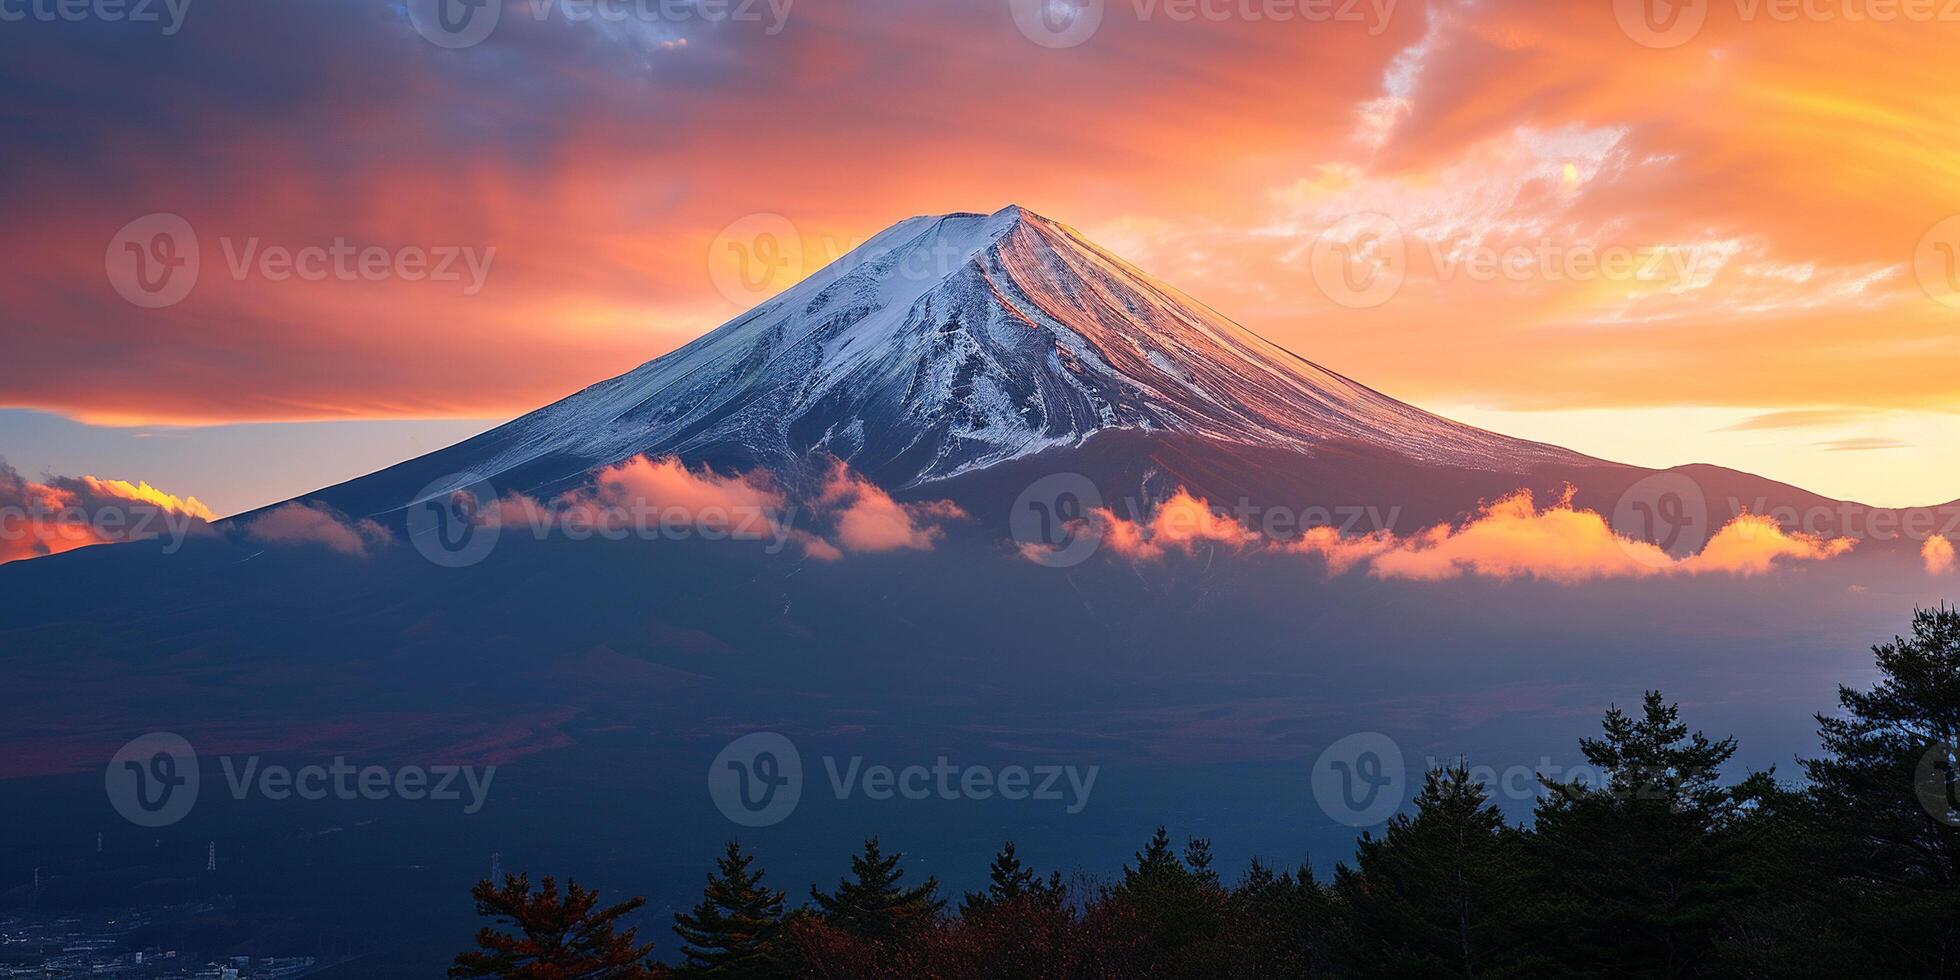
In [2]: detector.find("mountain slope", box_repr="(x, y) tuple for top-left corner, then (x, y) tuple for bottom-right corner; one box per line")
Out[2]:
(305, 205), (1592, 515)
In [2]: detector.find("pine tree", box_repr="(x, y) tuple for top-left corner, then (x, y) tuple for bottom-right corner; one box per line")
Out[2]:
(809, 837), (945, 942)
(1119, 826), (1186, 893)
(1183, 836), (1218, 888)
(450, 874), (657, 979)
(1333, 762), (1533, 978)
(1799, 605), (1960, 976)
(672, 841), (789, 977)
(1112, 826), (1226, 973)
(1528, 691), (1772, 977)
(1224, 858), (1340, 977)
(959, 841), (1063, 916)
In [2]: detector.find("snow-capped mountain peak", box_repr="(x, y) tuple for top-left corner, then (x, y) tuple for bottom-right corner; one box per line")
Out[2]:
(324, 205), (1587, 510)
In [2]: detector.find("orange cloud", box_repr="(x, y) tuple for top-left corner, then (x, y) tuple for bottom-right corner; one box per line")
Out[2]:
(1091, 489), (1262, 561)
(244, 502), (391, 557)
(1358, 492), (1672, 583)
(1331, 491), (1852, 581)
(479, 457), (960, 561)
(816, 462), (967, 554)
(494, 456), (816, 556)
(1684, 514), (1856, 577)
(0, 460), (214, 565)
(1057, 486), (1856, 582)
(75, 476), (216, 522)
(1925, 535), (1957, 576)
(1285, 526), (1401, 575)
(591, 457), (785, 519)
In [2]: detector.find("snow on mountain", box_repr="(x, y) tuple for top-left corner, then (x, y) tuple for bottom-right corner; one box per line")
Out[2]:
(336, 205), (1589, 510)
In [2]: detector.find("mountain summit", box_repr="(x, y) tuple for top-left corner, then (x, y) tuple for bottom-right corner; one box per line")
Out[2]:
(311, 206), (1586, 513)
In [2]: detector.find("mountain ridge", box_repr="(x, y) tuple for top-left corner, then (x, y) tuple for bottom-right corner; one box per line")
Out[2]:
(294, 205), (1597, 518)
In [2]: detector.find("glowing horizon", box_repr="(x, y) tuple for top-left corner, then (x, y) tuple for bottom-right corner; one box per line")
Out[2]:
(3, 0), (1957, 508)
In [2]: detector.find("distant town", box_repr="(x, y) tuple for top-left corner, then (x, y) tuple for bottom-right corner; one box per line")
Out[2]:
(0, 903), (326, 978)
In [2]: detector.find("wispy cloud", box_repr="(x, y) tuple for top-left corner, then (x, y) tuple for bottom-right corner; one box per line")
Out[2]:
(1723, 410), (1880, 431)
(1813, 437), (1911, 452)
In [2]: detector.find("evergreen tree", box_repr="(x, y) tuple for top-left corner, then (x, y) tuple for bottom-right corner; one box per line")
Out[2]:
(959, 841), (1063, 916)
(1333, 763), (1534, 978)
(1799, 605), (1960, 976)
(1223, 858), (1340, 978)
(1183, 836), (1219, 888)
(1704, 782), (1859, 980)
(1528, 691), (1772, 977)
(1119, 826), (1187, 893)
(809, 837), (944, 942)
(1112, 826), (1227, 976)
(451, 874), (657, 979)
(672, 841), (789, 977)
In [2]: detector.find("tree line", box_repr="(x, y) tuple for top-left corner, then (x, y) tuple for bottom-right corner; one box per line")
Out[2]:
(451, 606), (1960, 978)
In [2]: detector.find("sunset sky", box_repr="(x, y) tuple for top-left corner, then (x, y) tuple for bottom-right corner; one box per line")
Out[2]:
(2, 0), (1957, 515)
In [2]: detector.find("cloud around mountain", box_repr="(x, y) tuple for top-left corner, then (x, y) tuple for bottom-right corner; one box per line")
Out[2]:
(1045, 486), (1857, 583)
(0, 458), (215, 565)
(475, 456), (965, 562)
(1925, 535), (1956, 576)
(244, 501), (394, 557)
